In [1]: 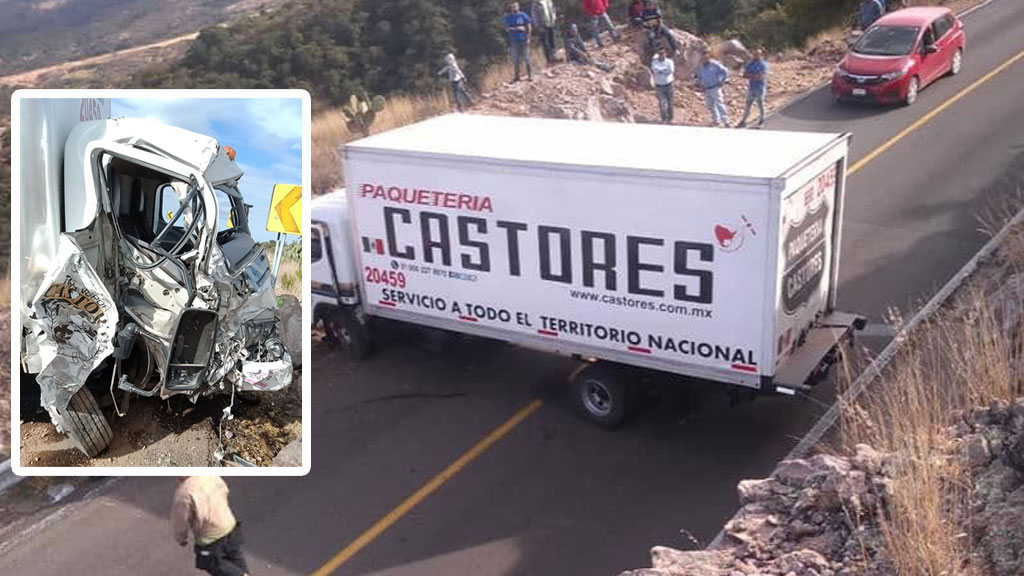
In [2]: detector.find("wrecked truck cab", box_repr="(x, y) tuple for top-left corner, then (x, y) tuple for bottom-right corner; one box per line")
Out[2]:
(21, 115), (292, 458)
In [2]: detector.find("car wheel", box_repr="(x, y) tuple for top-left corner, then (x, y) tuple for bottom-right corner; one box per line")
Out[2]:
(949, 48), (963, 76)
(903, 76), (919, 106)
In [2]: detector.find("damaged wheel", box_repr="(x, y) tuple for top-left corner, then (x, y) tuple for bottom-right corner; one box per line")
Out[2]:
(53, 387), (112, 457)
(326, 309), (374, 361)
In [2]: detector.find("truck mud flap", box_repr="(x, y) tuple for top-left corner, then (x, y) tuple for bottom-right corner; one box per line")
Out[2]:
(770, 311), (864, 392)
(164, 308), (218, 391)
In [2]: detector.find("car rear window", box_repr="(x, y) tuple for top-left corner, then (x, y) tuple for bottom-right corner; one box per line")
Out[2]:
(853, 25), (920, 56)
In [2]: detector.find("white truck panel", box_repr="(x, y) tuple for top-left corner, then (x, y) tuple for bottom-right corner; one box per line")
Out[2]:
(772, 146), (848, 371)
(342, 115), (853, 390)
(347, 155), (772, 384)
(17, 97), (110, 308)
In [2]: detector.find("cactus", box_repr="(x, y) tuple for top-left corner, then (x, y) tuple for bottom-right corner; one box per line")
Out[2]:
(342, 92), (386, 136)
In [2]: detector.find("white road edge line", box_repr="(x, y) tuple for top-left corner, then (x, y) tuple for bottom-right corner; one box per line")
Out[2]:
(0, 477), (120, 558)
(708, 201), (1024, 551)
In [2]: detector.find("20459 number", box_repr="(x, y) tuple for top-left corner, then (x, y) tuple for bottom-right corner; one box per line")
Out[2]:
(365, 266), (406, 288)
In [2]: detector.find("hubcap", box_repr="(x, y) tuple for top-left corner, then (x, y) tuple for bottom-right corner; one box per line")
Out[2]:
(907, 79), (918, 104)
(952, 51), (962, 74)
(582, 380), (613, 417)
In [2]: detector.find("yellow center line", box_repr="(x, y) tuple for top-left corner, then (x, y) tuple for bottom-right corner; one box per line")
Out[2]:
(848, 47), (1024, 176)
(310, 399), (544, 576)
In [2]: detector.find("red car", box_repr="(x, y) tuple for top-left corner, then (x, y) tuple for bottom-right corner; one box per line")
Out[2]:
(832, 7), (965, 106)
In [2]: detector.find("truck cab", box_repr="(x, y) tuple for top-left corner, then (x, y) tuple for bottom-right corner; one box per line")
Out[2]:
(310, 190), (368, 356)
(19, 97), (293, 457)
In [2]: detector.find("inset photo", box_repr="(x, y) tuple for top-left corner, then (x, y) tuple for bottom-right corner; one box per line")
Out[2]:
(11, 89), (310, 475)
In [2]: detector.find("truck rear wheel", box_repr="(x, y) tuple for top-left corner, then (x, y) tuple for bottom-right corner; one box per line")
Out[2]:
(570, 363), (630, 428)
(53, 387), (112, 457)
(326, 309), (374, 361)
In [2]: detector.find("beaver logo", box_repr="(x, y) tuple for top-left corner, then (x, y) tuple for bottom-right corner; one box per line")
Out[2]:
(714, 216), (756, 254)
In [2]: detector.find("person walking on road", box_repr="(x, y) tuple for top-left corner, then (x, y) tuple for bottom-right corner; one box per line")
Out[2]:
(650, 48), (675, 124)
(857, 0), (885, 30)
(531, 0), (558, 63)
(737, 48), (768, 128)
(695, 51), (731, 127)
(173, 476), (251, 576)
(437, 53), (474, 111)
(583, 0), (620, 47)
(504, 2), (533, 82)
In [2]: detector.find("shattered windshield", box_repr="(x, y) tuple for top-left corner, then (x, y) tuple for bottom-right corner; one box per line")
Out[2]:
(215, 186), (251, 235)
(853, 25), (920, 56)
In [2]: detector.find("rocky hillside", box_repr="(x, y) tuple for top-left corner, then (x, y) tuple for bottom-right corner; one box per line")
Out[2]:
(471, 26), (846, 127)
(621, 399), (1024, 576)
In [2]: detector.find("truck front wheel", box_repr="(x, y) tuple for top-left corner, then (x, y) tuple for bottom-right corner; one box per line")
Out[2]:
(53, 387), (112, 457)
(326, 309), (374, 361)
(570, 363), (629, 428)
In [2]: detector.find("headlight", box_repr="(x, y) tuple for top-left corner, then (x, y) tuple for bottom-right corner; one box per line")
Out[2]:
(880, 70), (905, 80)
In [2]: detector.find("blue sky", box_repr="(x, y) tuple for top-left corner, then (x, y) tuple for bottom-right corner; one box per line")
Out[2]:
(112, 97), (302, 243)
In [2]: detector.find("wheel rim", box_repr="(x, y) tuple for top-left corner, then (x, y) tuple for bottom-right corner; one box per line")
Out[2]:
(952, 50), (962, 74)
(906, 78), (918, 104)
(582, 380), (613, 417)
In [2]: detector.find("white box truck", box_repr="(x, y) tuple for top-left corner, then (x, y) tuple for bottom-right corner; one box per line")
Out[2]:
(16, 96), (293, 457)
(312, 114), (863, 426)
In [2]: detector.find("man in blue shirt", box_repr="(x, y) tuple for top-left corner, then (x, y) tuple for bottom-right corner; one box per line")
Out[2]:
(503, 2), (533, 82)
(857, 0), (884, 30)
(737, 48), (768, 128)
(695, 51), (730, 128)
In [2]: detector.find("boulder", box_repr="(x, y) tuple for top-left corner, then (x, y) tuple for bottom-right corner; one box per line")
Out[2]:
(775, 459), (819, 487)
(650, 547), (732, 575)
(275, 294), (302, 368)
(272, 438), (302, 467)
(965, 433), (993, 469)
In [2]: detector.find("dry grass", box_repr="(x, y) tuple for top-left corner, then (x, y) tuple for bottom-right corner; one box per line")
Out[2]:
(273, 259), (302, 301)
(312, 92), (450, 194)
(477, 49), (548, 95)
(0, 271), (9, 307)
(838, 236), (1024, 574)
(0, 370), (8, 457)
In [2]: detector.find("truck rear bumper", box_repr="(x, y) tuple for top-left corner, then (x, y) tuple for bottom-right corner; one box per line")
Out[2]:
(767, 311), (865, 393)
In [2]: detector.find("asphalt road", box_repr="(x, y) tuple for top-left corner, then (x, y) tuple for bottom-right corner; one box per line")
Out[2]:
(2, 1), (1023, 574)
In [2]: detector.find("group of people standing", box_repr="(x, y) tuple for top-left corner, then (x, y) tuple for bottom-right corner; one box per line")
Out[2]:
(660, 47), (767, 128)
(500, 0), (621, 83)
(438, 0), (772, 129)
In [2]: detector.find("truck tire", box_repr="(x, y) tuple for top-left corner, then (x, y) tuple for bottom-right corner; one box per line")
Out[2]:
(570, 363), (630, 428)
(326, 309), (374, 361)
(53, 387), (112, 457)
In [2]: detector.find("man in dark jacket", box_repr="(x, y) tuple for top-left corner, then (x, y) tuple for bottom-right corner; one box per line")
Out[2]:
(639, 0), (678, 64)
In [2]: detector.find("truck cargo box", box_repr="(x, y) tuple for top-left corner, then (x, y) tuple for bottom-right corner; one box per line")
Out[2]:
(342, 114), (859, 392)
